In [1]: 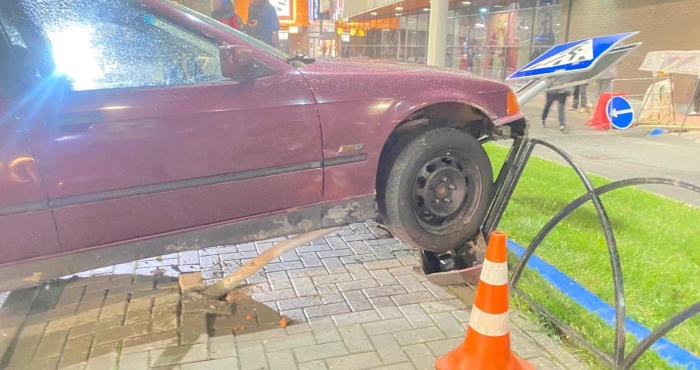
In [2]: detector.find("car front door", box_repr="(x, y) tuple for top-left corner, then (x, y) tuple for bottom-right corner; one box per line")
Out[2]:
(0, 25), (61, 265)
(5, 0), (323, 253)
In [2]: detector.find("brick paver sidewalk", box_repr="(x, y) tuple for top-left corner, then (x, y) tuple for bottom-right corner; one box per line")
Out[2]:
(0, 222), (586, 370)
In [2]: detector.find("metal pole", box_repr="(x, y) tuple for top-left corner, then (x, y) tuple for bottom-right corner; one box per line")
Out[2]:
(638, 73), (659, 126)
(202, 228), (339, 299)
(678, 76), (699, 136)
(482, 136), (534, 238)
(669, 73), (677, 127)
(564, 0), (574, 42)
(516, 79), (552, 107)
(426, 0), (448, 67)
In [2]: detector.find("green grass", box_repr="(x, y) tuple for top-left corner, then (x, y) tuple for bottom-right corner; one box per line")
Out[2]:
(483, 143), (700, 369)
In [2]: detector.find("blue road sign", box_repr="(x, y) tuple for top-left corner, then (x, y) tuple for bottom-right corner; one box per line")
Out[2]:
(508, 32), (638, 80)
(606, 96), (635, 129)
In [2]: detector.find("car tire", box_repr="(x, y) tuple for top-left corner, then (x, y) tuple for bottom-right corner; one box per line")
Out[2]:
(380, 127), (494, 253)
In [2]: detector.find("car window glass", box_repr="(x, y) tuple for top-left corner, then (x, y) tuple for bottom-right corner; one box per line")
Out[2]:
(0, 66), (8, 114)
(167, 0), (292, 62)
(1, 0), (227, 91)
(0, 74), (6, 109)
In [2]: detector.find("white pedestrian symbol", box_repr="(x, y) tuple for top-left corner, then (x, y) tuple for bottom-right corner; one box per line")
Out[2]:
(524, 39), (594, 71)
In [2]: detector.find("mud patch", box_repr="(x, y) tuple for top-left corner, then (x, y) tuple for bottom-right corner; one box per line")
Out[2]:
(179, 274), (289, 338)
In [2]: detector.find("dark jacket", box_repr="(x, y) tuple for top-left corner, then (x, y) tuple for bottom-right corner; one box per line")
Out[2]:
(247, 0), (280, 47)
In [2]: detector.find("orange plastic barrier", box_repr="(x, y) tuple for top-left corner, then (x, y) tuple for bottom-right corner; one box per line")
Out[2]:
(586, 92), (628, 131)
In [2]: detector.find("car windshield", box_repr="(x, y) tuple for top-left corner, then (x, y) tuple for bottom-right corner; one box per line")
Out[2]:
(164, 0), (292, 62)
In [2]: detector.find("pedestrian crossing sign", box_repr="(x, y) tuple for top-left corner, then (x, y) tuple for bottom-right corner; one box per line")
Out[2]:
(508, 32), (638, 80)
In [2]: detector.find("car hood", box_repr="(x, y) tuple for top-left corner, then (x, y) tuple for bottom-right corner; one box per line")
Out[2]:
(296, 58), (510, 119)
(298, 58), (490, 81)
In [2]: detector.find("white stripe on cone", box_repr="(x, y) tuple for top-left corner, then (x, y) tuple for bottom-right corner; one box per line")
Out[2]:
(469, 305), (510, 337)
(479, 260), (509, 286)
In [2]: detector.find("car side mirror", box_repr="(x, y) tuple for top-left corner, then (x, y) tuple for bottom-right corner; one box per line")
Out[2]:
(219, 44), (256, 81)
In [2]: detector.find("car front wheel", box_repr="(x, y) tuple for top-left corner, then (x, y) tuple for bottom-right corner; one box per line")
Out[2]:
(380, 127), (495, 253)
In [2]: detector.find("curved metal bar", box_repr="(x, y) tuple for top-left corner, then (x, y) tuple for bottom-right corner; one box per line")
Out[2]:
(493, 137), (700, 369)
(621, 302), (700, 369)
(525, 138), (628, 363)
(510, 177), (700, 368)
(511, 177), (700, 286)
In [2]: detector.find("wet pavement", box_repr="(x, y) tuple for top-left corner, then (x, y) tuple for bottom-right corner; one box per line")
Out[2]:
(0, 223), (585, 370)
(518, 101), (700, 207)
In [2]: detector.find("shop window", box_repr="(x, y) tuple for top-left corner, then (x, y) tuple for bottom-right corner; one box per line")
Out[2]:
(464, 14), (488, 76)
(533, 4), (562, 50)
(345, 0), (563, 75)
(412, 13), (428, 64)
(445, 15), (459, 69)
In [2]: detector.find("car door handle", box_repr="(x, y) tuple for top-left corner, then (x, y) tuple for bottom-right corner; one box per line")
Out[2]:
(46, 111), (103, 131)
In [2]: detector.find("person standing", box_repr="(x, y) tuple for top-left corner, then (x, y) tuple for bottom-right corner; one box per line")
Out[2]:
(542, 87), (570, 133)
(247, 0), (280, 48)
(569, 84), (590, 113)
(212, 0), (242, 30)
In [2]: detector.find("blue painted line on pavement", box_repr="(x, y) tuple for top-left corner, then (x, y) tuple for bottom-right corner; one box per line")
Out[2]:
(507, 239), (700, 369)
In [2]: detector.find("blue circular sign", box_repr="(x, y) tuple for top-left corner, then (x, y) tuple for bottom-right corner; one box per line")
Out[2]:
(606, 96), (635, 130)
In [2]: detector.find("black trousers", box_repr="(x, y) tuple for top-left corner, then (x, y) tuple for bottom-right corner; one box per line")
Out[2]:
(542, 93), (567, 126)
(571, 84), (588, 108)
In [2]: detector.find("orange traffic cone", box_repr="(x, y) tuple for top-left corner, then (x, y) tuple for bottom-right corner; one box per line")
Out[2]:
(435, 231), (534, 370)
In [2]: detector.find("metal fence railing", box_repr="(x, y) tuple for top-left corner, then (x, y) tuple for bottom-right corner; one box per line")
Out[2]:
(482, 136), (700, 369)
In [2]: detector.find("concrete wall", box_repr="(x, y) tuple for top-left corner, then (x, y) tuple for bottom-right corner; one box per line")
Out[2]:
(563, 0), (700, 105)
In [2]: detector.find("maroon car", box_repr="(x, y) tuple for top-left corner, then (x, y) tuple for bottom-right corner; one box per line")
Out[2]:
(0, 0), (525, 291)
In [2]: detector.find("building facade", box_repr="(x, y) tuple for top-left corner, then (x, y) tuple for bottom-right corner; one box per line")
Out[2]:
(337, 0), (700, 104)
(337, 0), (565, 81)
(562, 0), (700, 107)
(180, 0), (700, 105)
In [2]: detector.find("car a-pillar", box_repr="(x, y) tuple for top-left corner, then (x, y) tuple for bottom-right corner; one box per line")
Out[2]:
(375, 103), (497, 272)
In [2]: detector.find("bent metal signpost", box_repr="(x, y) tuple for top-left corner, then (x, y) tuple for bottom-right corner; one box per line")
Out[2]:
(508, 32), (642, 106)
(509, 32), (638, 80)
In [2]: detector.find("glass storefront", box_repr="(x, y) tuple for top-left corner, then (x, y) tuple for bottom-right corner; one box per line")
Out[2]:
(338, 18), (401, 59)
(336, 0), (564, 81)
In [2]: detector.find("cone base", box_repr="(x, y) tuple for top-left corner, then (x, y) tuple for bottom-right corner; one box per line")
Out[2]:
(435, 342), (535, 370)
